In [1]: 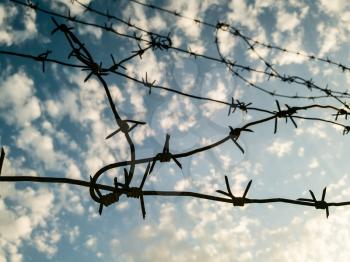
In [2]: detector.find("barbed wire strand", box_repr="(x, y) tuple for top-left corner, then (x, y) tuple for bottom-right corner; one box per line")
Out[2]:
(11, 0), (350, 103)
(0, 4), (350, 219)
(126, 0), (350, 74)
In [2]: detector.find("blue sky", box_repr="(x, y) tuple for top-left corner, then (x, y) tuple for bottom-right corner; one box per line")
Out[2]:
(1, 0), (350, 261)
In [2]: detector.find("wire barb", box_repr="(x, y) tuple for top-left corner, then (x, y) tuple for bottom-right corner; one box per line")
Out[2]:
(105, 119), (146, 139)
(142, 72), (156, 94)
(3, 0), (350, 221)
(0, 147), (5, 176)
(274, 100), (298, 134)
(298, 187), (330, 218)
(150, 134), (182, 173)
(228, 126), (253, 154)
(216, 176), (252, 207)
(35, 50), (52, 72)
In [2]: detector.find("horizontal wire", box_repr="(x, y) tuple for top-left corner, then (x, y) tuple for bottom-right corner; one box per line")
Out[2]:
(1, 1), (349, 219)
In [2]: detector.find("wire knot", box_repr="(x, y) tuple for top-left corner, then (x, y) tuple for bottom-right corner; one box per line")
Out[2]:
(298, 187), (330, 218)
(150, 134), (182, 173)
(217, 176), (252, 207)
(228, 126), (253, 154)
(343, 126), (350, 135)
(273, 101), (298, 133)
(142, 72), (156, 94)
(148, 33), (172, 50)
(126, 187), (142, 198)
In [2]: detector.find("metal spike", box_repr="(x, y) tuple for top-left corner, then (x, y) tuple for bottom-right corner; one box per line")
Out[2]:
(114, 177), (118, 190)
(140, 162), (151, 189)
(322, 187), (327, 201)
(232, 139), (244, 154)
(84, 72), (93, 82)
(164, 134), (170, 153)
(140, 196), (146, 219)
(274, 117), (278, 134)
(105, 128), (120, 139)
(98, 203), (103, 215)
(224, 176), (232, 196)
(309, 190), (316, 201)
(216, 190), (231, 197)
(172, 157), (182, 169)
(128, 124), (138, 133)
(242, 180), (252, 198)
(0, 147), (5, 176)
(289, 116), (297, 128)
(276, 100), (281, 112)
(149, 158), (157, 174)
(124, 168), (129, 183)
(228, 97), (234, 116)
(95, 187), (103, 198)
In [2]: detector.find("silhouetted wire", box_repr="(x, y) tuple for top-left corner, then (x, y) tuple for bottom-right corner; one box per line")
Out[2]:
(13, 0), (350, 102)
(70, 0), (350, 102)
(1, 2), (350, 219)
(214, 31), (350, 110)
(127, 0), (350, 74)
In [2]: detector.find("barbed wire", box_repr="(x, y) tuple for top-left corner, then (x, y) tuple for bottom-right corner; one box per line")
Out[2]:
(11, 0), (350, 103)
(1, 2), (350, 220)
(70, 0), (350, 103)
(127, 0), (350, 74)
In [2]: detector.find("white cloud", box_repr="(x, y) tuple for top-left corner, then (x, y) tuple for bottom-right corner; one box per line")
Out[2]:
(0, 71), (41, 127)
(0, 158), (56, 261)
(200, 80), (228, 117)
(317, 23), (345, 56)
(174, 178), (191, 191)
(0, 4), (37, 46)
(158, 96), (197, 132)
(16, 126), (66, 170)
(67, 226), (80, 244)
(33, 229), (61, 257)
(318, 0), (348, 13)
(267, 139), (293, 158)
(127, 201), (260, 262)
(50, 0), (93, 16)
(85, 235), (97, 249)
(56, 185), (84, 215)
(308, 158), (319, 169)
(65, 162), (81, 179)
(77, 24), (102, 40)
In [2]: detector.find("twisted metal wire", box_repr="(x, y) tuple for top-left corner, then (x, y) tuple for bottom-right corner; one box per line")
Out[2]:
(1, 2), (350, 219)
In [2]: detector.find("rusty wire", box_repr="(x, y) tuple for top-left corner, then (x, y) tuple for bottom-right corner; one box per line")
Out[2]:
(1, 1), (350, 219)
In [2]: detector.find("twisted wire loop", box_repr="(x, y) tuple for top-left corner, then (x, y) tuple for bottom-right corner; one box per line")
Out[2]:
(1, 0), (350, 219)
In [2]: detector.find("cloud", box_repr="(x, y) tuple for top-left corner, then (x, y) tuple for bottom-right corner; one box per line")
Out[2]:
(158, 96), (197, 132)
(122, 201), (260, 262)
(0, 157), (56, 261)
(16, 126), (65, 170)
(0, 4), (37, 46)
(256, 179), (350, 261)
(50, 0), (93, 16)
(0, 70), (41, 127)
(267, 139), (294, 158)
(32, 229), (61, 257)
(77, 24), (102, 40)
(67, 226), (80, 244)
(318, 0), (349, 13)
(85, 235), (97, 249)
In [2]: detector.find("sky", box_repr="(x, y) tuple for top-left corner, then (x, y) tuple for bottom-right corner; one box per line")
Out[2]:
(1, 0), (350, 261)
